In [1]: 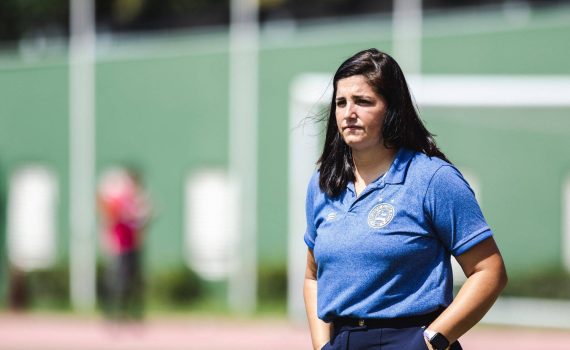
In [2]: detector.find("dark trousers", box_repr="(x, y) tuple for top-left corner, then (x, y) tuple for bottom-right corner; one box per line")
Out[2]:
(104, 249), (144, 320)
(322, 312), (463, 350)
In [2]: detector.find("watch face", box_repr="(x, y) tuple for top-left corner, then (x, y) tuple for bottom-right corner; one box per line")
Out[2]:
(429, 333), (450, 350)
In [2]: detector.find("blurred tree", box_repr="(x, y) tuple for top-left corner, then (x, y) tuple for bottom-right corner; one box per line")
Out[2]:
(97, 0), (229, 32)
(0, 0), (68, 44)
(0, 0), (566, 46)
(112, 0), (146, 25)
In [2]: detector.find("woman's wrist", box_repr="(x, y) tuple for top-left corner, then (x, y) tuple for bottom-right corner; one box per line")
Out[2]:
(316, 340), (329, 350)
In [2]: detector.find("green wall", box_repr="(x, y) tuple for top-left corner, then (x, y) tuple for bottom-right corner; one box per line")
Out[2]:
(423, 108), (570, 273)
(0, 64), (70, 259)
(1, 5), (569, 288)
(96, 53), (230, 268)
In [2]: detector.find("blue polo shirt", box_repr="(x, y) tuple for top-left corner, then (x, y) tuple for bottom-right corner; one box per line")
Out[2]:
(304, 148), (492, 322)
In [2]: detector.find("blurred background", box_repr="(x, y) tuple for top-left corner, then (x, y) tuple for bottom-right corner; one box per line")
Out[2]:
(1, 0), (570, 348)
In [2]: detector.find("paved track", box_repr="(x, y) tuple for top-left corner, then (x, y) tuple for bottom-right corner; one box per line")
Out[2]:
(1, 313), (569, 349)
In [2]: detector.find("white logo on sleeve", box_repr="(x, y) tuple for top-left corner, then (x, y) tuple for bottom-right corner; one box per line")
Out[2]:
(326, 212), (337, 221)
(367, 203), (395, 229)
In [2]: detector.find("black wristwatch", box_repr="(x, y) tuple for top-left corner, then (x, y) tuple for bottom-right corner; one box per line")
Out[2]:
(423, 329), (450, 350)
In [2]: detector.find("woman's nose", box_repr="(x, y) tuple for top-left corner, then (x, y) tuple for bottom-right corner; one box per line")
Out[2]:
(344, 103), (356, 119)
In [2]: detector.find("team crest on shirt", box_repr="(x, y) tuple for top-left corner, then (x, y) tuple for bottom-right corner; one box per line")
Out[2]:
(367, 203), (395, 229)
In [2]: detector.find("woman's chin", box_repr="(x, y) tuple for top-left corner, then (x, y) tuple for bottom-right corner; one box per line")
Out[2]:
(343, 136), (364, 146)
(344, 138), (376, 151)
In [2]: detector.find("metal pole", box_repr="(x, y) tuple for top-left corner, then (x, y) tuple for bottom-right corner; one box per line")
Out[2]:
(228, 0), (259, 314)
(393, 0), (423, 75)
(287, 75), (330, 324)
(564, 176), (570, 272)
(69, 0), (96, 311)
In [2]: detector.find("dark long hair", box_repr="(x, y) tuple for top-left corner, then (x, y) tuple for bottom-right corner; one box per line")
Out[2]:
(318, 48), (449, 197)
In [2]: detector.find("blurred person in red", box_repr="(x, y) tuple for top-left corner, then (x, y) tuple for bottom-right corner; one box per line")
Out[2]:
(98, 166), (151, 322)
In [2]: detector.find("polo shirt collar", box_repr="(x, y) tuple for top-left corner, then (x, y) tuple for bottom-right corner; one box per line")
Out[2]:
(379, 147), (414, 185)
(347, 148), (414, 194)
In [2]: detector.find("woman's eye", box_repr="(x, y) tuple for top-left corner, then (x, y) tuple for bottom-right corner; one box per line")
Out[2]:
(336, 101), (346, 107)
(357, 99), (372, 105)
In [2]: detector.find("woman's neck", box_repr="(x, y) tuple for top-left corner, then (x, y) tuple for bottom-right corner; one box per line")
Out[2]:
(352, 145), (397, 187)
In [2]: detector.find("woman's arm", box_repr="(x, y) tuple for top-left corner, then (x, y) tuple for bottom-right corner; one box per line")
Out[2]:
(304, 248), (332, 350)
(425, 237), (508, 348)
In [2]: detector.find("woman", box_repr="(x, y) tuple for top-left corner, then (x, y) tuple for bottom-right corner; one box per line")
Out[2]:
(303, 49), (507, 350)
(99, 167), (152, 321)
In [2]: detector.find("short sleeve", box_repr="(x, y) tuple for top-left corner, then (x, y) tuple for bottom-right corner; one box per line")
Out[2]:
(303, 173), (318, 250)
(423, 165), (492, 256)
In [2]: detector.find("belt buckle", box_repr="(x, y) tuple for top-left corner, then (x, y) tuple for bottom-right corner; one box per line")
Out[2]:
(358, 319), (365, 327)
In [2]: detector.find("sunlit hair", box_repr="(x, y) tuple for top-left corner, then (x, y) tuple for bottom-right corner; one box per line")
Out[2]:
(318, 48), (450, 197)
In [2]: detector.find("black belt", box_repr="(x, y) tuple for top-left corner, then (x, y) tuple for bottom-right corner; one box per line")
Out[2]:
(333, 308), (443, 329)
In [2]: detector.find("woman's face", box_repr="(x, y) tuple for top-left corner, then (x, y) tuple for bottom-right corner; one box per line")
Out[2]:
(335, 75), (387, 152)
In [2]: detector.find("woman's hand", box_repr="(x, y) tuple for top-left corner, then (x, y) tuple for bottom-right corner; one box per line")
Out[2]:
(317, 340), (329, 350)
(304, 249), (332, 350)
(423, 337), (433, 350)
(423, 337), (451, 350)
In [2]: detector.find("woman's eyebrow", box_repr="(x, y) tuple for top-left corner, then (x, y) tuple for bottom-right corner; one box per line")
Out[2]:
(352, 94), (372, 99)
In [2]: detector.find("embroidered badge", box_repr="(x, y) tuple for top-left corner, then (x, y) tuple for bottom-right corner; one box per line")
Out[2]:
(367, 203), (395, 229)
